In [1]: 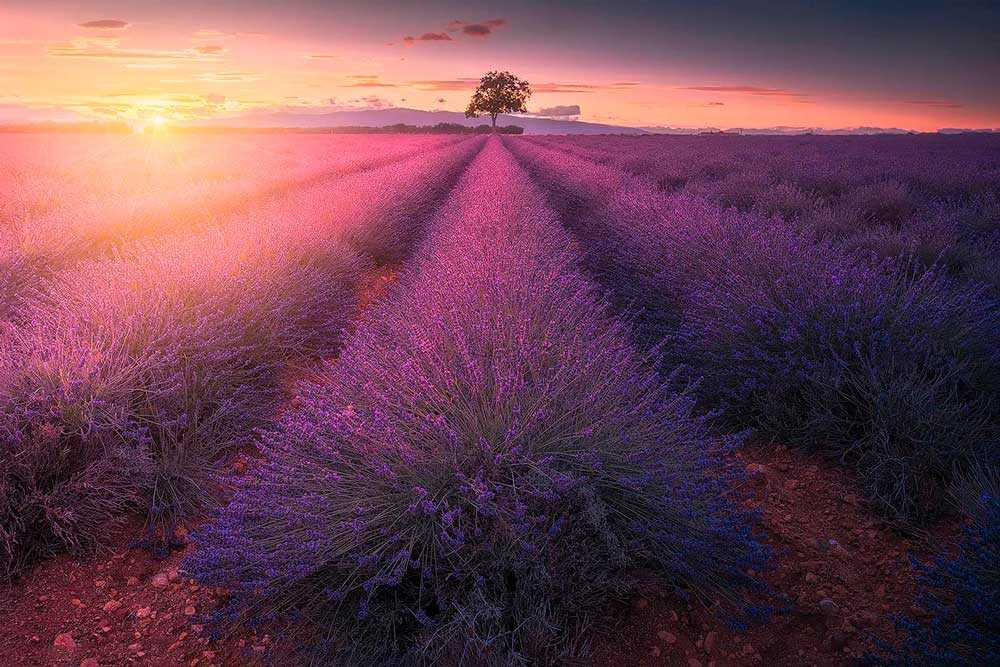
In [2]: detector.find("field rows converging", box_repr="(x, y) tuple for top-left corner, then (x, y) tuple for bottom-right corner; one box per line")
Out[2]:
(0, 136), (486, 581)
(1, 135), (468, 258)
(505, 135), (1000, 525)
(0, 135), (470, 327)
(0, 131), (996, 667)
(186, 137), (769, 663)
(4, 9), (999, 664)
(523, 134), (1000, 295)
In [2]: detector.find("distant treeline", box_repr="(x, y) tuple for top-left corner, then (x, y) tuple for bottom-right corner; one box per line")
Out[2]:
(178, 123), (525, 135)
(0, 122), (525, 135)
(0, 122), (132, 133)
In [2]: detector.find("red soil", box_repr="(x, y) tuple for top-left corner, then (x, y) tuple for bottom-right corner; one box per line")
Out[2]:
(0, 266), (403, 667)
(0, 520), (254, 666)
(0, 442), (953, 666)
(0, 267), (954, 666)
(358, 265), (399, 311)
(592, 443), (956, 666)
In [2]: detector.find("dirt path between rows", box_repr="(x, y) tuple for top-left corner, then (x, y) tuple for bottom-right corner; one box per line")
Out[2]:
(592, 443), (957, 666)
(1, 437), (954, 666)
(0, 266), (401, 667)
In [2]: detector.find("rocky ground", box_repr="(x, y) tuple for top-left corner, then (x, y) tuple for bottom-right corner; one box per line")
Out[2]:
(0, 269), (955, 667)
(0, 442), (955, 666)
(592, 443), (956, 666)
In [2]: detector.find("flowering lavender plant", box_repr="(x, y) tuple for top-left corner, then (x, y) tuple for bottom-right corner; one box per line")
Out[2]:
(885, 467), (999, 664)
(0, 139), (483, 580)
(188, 141), (769, 663)
(507, 137), (1000, 524)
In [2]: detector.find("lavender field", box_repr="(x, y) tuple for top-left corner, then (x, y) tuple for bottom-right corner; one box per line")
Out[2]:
(1, 133), (997, 665)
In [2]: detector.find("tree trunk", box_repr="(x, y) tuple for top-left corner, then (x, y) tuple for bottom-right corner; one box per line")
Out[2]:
(491, 113), (497, 131)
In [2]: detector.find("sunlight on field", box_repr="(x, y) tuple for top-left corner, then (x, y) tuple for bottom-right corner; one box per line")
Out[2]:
(2, 0), (998, 661)
(1, 133), (997, 665)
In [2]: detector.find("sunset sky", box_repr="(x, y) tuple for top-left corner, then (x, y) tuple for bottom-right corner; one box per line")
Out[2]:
(2, 1), (998, 130)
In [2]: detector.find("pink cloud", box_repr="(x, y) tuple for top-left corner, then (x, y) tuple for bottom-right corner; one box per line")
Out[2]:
(344, 76), (398, 88)
(684, 85), (808, 98)
(448, 18), (506, 34)
(402, 32), (453, 45)
(47, 40), (203, 61)
(410, 79), (637, 93)
(905, 99), (964, 109)
(78, 19), (129, 30)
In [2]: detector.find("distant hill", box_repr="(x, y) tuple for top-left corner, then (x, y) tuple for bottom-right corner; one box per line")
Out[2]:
(187, 108), (646, 135)
(937, 127), (1000, 134)
(3, 112), (996, 136)
(641, 125), (915, 135)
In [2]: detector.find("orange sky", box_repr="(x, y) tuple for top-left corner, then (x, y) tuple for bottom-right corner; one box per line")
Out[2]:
(2, 1), (998, 131)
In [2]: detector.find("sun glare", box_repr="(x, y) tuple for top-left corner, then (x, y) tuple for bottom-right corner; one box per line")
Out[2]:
(153, 115), (167, 128)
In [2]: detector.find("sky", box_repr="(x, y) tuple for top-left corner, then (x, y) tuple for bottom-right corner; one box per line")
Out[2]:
(1, 0), (998, 130)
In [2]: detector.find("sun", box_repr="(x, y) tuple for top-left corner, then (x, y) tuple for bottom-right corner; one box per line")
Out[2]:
(152, 114), (167, 128)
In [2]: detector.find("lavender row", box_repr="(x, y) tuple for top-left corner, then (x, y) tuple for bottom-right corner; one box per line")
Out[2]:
(0, 135), (469, 329)
(186, 139), (769, 663)
(528, 134), (1000, 294)
(0, 137), (484, 580)
(506, 136), (1000, 524)
(2, 134), (466, 260)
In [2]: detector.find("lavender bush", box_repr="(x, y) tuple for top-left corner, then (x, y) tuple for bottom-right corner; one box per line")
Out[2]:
(885, 466), (999, 664)
(0, 232), (364, 578)
(527, 134), (1000, 293)
(4, 134), (468, 263)
(674, 246), (1000, 521)
(187, 141), (769, 664)
(0, 136), (478, 341)
(504, 136), (685, 347)
(0, 140), (482, 580)
(508, 137), (1000, 523)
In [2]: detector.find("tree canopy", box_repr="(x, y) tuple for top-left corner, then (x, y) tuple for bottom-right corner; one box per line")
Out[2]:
(465, 71), (532, 129)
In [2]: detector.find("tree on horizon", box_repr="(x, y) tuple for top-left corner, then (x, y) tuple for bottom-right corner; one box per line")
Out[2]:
(465, 71), (532, 130)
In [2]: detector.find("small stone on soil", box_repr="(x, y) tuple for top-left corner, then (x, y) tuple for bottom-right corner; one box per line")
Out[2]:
(658, 630), (677, 644)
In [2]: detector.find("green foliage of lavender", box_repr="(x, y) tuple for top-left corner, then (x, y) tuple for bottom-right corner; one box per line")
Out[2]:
(187, 142), (769, 664)
(884, 468), (999, 664)
(507, 136), (1000, 524)
(0, 139), (484, 580)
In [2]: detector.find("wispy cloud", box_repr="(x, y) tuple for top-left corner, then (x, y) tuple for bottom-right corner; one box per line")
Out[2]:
(535, 81), (638, 93)
(460, 21), (504, 37)
(401, 18), (507, 45)
(533, 104), (581, 117)
(47, 39), (206, 61)
(408, 78), (478, 91)
(410, 79), (637, 93)
(197, 71), (258, 82)
(347, 94), (394, 109)
(190, 29), (266, 41)
(448, 18), (507, 37)
(402, 32), (453, 45)
(344, 75), (397, 88)
(683, 85), (808, 98)
(78, 19), (129, 30)
(193, 45), (227, 55)
(905, 99), (964, 109)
